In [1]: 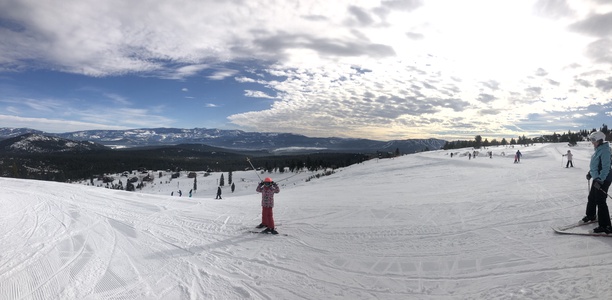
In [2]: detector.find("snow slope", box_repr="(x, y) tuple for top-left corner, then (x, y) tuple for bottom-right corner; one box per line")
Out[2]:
(1, 142), (612, 299)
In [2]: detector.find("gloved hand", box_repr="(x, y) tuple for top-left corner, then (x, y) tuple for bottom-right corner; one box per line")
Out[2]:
(586, 172), (592, 180)
(593, 180), (603, 189)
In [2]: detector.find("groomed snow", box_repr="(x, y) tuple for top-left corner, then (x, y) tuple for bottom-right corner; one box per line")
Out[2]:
(1, 142), (612, 299)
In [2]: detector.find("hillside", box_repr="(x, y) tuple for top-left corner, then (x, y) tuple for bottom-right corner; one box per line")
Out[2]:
(1, 142), (611, 299)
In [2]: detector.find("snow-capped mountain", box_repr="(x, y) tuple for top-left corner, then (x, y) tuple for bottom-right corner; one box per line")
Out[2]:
(0, 127), (43, 138)
(0, 127), (446, 153)
(0, 133), (108, 153)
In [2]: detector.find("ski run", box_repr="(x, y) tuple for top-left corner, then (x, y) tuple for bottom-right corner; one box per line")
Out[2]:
(2, 141), (612, 299)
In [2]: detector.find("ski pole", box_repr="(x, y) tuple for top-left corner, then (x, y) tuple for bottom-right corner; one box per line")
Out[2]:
(596, 187), (612, 200)
(593, 182), (612, 200)
(246, 157), (263, 181)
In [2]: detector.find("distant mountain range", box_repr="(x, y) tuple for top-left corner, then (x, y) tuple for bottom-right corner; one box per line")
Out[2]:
(0, 127), (446, 154)
(0, 133), (108, 153)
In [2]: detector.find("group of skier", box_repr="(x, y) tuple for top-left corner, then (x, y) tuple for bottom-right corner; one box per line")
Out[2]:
(250, 132), (612, 236)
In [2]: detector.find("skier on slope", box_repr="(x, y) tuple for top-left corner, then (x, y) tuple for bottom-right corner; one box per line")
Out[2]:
(562, 150), (574, 168)
(514, 150), (522, 163)
(255, 177), (280, 234)
(581, 131), (612, 233)
(216, 186), (222, 199)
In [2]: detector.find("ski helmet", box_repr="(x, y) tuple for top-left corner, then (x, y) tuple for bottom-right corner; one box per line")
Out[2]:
(264, 177), (273, 182)
(589, 131), (606, 142)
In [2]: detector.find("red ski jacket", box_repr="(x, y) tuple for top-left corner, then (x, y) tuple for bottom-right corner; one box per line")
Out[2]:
(256, 183), (280, 207)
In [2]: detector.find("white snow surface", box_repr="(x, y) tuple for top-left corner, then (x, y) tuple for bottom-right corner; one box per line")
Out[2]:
(1, 142), (612, 299)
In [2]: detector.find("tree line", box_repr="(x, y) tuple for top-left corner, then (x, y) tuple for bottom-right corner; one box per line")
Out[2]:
(0, 146), (370, 183)
(443, 124), (610, 150)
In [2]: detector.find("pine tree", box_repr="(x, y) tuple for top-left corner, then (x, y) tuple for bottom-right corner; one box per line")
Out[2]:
(219, 173), (225, 186)
(474, 135), (483, 149)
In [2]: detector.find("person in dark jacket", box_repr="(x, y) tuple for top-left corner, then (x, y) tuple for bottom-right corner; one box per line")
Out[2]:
(255, 177), (280, 234)
(514, 150), (522, 163)
(216, 186), (222, 199)
(582, 131), (612, 233)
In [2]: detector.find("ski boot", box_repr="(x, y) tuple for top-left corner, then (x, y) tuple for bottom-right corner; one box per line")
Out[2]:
(581, 216), (596, 224)
(593, 226), (612, 234)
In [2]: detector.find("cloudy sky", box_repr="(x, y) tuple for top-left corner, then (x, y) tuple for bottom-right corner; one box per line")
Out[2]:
(0, 0), (611, 141)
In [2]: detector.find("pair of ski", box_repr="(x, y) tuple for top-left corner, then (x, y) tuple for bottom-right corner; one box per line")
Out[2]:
(248, 230), (288, 236)
(247, 224), (288, 236)
(552, 220), (612, 237)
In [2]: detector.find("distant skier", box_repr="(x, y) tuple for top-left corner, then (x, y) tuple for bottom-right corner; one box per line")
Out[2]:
(216, 186), (222, 199)
(514, 150), (522, 163)
(582, 131), (612, 233)
(562, 150), (574, 168)
(255, 177), (280, 234)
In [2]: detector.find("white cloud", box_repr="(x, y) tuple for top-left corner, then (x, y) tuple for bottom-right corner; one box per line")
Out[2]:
(1, 0), (611, 139)
(104, 93), (131, 105)
(0, 114), (128, 133)
(208, 69), (238, 80)
(0, 96), (175, 132)
(244, 90), (277, 99)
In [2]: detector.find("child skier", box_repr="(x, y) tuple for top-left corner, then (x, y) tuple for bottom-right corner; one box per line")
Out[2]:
(256, 177), (280, 234)
(563, 150), (574, 168)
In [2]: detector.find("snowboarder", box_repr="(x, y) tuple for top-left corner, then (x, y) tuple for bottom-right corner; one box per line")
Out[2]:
(562, 150), (574, 168)
(216, 186), (222, 199)
(255, 177), (280, 234)
(582, 131), (612, 233)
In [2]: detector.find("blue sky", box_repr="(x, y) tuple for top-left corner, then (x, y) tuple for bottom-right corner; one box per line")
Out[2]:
(0, 0), (611, 141)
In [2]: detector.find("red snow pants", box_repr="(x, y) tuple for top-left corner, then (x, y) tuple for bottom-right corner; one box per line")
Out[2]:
(262, 207), (275, 229)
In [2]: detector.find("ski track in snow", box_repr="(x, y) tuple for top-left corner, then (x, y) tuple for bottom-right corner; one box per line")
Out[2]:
(1, 142), (612, 299)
